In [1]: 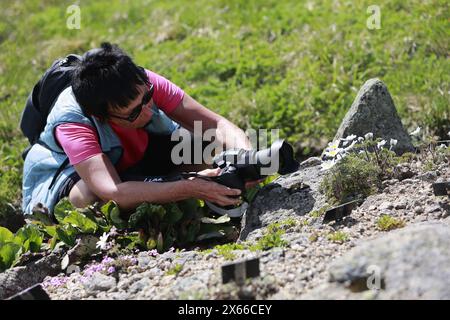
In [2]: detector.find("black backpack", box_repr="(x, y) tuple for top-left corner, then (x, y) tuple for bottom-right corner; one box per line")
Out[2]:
(19, 54), (82, 159)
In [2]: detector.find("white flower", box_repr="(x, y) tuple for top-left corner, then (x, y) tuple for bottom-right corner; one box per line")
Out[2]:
(342, 134), (357, 142)
(390, 139), (398, 146)
(344, 140), (357, 152)
(358, 137), (364, 142)
(448, 131), (450, 138)
(364, 132), (373, 140)
(321, 159), (336, 171)
(324, 141), (344, 158)
(96, 232), (109, 250)
(410, 127), (421, 136)
(324, 147), (344, 158)
(377, 140), (386, 149)
(327, 141), (340, 149)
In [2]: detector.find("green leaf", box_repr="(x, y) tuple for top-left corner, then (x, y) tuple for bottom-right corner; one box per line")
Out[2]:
(177, 199), (201, 220)
(163, 203), (183, 225)
(54, 198), (76, 224)
(163, 232), (175, 252)
(62, 210), (98, 234)
(14, 224), (44, 253)
(128, 203), (165, 229)
(146, 237), (157, 250)
(186, 223), (200, 243)
(101, 201), (127, 229)
(44, 225), (57, 238)
(29, 211), (54, 226)
(0, 242), (22, 272)
(200, 215), (231, 224)
(55, 225), (77, 247)
(0, 226), (14, 245)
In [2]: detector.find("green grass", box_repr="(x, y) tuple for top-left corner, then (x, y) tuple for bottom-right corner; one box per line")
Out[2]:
(327, 231), (349, 243)
(0, 0), (449, 216)
(376, 215), (405, 231)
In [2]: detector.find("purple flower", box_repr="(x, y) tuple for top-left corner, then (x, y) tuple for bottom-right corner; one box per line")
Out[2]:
(46, 276), (68, 288)
(107, 266), (116, 274)
(102, 256), (114, 264)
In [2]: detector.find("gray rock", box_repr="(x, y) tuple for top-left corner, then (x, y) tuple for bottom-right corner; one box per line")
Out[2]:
(137, 252), (155, 269)
(379, 201), (394, 210)
(332, 78), (414, 155)
(309, 222), (450, 299)
(0, 252), (61, 299)
(239, 163), (326, 240)
(83, 273), (117, 294)
(417, 171), (438, 183)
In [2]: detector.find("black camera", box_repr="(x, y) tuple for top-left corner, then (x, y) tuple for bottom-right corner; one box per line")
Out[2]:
(203, 139), (300, 216)
(211, 139), (300, 191)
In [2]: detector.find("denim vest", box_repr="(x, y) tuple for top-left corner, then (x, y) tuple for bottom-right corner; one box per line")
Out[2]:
(22, 87), (180, 214)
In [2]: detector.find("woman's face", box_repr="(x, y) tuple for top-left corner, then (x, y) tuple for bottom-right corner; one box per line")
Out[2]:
(107, 84), (153, 129)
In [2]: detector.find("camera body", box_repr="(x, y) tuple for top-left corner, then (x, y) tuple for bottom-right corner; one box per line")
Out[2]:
(204, 139), (300, 217)
(211, 139), (300, 191)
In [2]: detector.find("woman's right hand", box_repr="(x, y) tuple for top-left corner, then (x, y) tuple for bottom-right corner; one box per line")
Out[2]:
(186, 168), (242, 206)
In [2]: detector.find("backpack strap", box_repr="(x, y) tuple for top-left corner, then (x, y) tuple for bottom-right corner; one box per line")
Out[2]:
(48, 157), (70, 190)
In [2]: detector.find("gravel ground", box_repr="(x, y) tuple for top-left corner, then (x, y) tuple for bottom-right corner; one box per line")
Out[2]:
(42, 160), (449, 300)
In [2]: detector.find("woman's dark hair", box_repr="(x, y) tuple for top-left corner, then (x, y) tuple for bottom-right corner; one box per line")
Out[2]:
(72, 42), (149, 121)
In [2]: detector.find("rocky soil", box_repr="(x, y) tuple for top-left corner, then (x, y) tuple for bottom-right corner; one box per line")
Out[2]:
(37, 158), (449, 300)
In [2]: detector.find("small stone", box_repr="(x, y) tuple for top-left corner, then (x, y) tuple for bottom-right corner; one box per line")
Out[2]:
(380, 202), (394, 210)
(369, 205), (377, 211)
(394, 202), (407, 210)
(425, 204), (441, 214)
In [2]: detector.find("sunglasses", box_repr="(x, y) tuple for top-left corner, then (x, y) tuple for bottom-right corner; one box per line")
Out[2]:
(109, 83), (154, 122)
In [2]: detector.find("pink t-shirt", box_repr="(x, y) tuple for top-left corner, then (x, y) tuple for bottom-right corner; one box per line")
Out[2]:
(55, 69), (185, 172)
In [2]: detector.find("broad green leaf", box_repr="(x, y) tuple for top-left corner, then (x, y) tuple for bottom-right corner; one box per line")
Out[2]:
(62, 210), (98, 233)
(81, 208), (110, 233)
(14, 224), (44, 253)
(128, 203), (165, 229)
(0, 242), (22, 272)
(101, 201), (127, 229)
(163, 203), (183, 224)
(44, 225), (57, 238)
(200, 215), (231, 224)
(177, 199), (201, 220)
(0, 226), (14, 245)
(55, 225), (77, 247)
(54, 198), (77, 223)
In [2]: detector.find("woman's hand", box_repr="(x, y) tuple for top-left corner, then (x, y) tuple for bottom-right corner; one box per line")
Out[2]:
(187, 168), (242, 206)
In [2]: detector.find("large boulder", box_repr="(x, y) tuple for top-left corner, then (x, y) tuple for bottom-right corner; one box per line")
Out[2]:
(302, 222), (450, 299)
(239, 157), (327, 241)
(0, 252), (61, 299)
(333, 78), (414, 155)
